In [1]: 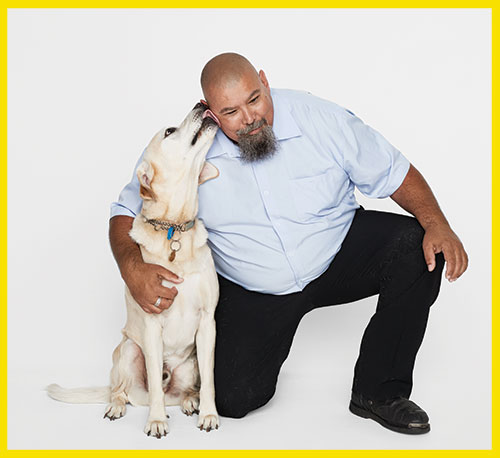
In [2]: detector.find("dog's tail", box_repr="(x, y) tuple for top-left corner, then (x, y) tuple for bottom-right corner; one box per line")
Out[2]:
(46, 384), (111, 404)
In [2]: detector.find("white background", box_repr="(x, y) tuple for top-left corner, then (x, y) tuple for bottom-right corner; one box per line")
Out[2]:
(8, 9), (491, 449)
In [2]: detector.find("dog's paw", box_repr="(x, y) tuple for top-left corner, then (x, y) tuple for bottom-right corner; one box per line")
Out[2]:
(197, 413), (219, 432)
(144, 419), (169, 438)
(103, 403), (126, 421)
(181, 395), (200, 416)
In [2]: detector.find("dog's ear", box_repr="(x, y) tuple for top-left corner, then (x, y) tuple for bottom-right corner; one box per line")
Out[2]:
(198, 161), (219, 185)
(137, 161), (156, 200)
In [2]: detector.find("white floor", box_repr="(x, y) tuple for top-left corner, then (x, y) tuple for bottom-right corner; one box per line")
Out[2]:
(8, 293), (491, 450)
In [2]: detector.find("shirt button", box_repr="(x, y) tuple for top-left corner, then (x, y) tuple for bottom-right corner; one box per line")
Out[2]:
(263, 190), (269, 196)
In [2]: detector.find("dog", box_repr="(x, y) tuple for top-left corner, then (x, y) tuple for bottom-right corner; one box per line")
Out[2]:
(48, 103), (221, 437)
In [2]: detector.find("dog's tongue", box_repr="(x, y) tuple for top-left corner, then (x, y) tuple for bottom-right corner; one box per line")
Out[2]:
(202, 109), (221, 127)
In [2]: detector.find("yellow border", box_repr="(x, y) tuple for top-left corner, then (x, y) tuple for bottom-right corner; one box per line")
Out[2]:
(3, 7), (494, 454)
(3, 3), (7, 454)
(492, 4), (497, 455)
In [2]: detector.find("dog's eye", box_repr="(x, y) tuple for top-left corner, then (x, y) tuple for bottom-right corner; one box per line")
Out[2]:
(164, 127), (176, 138)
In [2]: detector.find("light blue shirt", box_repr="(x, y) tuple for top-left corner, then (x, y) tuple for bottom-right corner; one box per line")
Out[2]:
(111, 89), (410, 295)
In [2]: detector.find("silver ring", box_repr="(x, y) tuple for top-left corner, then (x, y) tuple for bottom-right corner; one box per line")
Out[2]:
(154, 297), (162, 308)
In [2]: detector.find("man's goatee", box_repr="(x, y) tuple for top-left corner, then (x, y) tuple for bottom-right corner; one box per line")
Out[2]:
(236, 120), (278, 163)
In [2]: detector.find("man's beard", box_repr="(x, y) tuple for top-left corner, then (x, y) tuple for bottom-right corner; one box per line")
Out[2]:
(236, 119), (278, 163)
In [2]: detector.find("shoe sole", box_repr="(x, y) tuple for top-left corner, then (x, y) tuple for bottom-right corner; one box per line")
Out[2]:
(349, 401), (430, 435)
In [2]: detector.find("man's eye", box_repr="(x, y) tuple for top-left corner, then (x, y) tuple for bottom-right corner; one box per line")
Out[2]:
(225, 110), (236, 116)
(164, 127), (176, 138)
(249, 96), (259, 103)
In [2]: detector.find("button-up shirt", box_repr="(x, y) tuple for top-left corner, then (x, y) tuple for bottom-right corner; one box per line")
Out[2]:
(110, 88), (410, 294)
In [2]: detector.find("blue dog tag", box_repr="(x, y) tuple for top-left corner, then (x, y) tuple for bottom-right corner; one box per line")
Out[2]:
(167, 227), (174, 240)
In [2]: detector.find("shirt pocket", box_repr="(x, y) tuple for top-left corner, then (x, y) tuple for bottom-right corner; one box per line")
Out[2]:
(289, 167), (349, 223)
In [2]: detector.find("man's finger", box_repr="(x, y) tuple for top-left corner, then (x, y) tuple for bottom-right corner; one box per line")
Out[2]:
(461, 250), (469, 276)
(452, 247), (462, 280)
(454, 247), (468, 280)
(157, 285), (178, 300)
(157, 266), (184, 284)
(442, 245), (457, 281)
(151, 297), (174, 312)
(142, 302), (162, 314)
(423, 243), (436, 272)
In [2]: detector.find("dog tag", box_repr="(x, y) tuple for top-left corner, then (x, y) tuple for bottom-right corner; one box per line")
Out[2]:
(167, 227), (174, 240)
(169, 239), (180, 262)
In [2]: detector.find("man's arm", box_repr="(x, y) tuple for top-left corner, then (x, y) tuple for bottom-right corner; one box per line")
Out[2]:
(390, 164), (468, 282)
(109, 215), (183, 314)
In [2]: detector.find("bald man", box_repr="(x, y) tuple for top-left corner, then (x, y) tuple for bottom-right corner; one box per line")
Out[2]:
(110, 53), (468, 435)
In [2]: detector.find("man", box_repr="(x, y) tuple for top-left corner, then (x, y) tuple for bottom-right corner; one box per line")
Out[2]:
(109, 53), (468, 434)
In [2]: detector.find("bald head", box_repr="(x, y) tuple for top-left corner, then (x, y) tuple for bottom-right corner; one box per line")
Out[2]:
(201, 53), (260, 103)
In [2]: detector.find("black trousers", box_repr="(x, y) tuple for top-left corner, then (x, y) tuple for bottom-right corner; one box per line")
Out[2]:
(213, 209), (445, 418)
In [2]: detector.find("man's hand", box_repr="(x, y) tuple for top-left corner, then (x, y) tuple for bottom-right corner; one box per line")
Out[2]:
(422, 223), (468, 282)
(109, 215), (183, 314)
(391, 164), (469, 282)
(122, 259), (183, 314)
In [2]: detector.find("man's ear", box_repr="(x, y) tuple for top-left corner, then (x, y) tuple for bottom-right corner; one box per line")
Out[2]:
(259, 70), (270, 89)
(199, 161), (219, 185)
(137, 161), (156, 200)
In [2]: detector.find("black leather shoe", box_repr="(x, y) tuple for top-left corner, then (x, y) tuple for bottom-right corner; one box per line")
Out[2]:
(349, 392), (430, 434)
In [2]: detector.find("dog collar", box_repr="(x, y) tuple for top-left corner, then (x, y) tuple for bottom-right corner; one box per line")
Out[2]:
(142, 216), (196, 262)
(142, 216), (195, 240)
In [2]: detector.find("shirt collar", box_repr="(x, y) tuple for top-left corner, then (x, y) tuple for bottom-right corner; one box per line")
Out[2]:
(271, 90), (302, 141)
(206, 88), (302, 159)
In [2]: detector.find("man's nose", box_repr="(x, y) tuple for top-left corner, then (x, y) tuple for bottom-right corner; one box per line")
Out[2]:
(241, 108), (255, 125)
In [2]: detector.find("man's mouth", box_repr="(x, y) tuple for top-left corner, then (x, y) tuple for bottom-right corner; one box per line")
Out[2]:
(238, 119), (266, 137)
(248, 125), (263, 135)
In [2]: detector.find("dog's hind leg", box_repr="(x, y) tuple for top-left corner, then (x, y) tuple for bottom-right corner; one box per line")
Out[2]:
(181, 389), (200, 417)
(104, 337), (147, 420)
(171, 356), (201, 416)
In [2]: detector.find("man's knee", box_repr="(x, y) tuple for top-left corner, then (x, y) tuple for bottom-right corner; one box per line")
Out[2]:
(396, 218), (445, 280)
(381, 218), (445, 302)
(384, 218), (427, 270)
(215, 381), (276, 419)
(394, 217), (425, 254)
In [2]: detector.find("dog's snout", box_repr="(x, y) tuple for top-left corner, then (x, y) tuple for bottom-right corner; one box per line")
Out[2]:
(193, 102), (205, 110)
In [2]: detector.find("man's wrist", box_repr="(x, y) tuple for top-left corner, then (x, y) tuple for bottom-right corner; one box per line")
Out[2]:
(419, 213), (450, 231)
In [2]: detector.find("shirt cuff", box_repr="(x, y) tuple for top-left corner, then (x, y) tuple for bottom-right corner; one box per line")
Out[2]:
(109, 203), (137, 219)
(380, 156), (411, 198)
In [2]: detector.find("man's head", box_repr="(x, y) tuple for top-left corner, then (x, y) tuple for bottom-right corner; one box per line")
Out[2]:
(200, 53), (277, 162)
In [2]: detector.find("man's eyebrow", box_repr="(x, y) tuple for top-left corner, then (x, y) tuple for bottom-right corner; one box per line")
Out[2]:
(220, 106), (237, 115)
(219, 89), (261, 114)
(247, 89), (260, 101)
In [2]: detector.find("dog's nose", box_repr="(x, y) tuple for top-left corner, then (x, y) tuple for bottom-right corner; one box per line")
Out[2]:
(193, 102), (205, 110)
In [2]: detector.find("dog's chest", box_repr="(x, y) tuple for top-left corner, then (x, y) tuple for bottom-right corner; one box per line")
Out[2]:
(156, 275), (210, 361)
(159, 300), (201, 357)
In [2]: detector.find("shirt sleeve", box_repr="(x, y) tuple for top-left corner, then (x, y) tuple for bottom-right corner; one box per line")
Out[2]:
(338, 110), (410, 198)
(109, 150), (145, 218)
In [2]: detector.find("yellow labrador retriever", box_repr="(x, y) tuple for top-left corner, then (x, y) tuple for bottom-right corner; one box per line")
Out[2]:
(48, 103), (220, 437)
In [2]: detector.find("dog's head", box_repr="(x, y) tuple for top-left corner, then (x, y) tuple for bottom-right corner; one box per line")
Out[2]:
(137, 103), (220, 219)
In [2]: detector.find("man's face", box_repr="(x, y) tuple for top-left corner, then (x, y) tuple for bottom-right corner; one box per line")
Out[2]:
(203, 70), (276, 161)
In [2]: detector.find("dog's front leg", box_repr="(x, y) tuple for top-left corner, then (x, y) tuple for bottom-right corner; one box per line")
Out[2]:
(142, 320), (169, 438)
(196, 311), (219, 432)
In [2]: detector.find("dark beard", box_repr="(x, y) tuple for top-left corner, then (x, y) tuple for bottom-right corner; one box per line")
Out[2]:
(236, 120), (278, 163)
